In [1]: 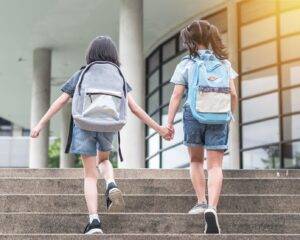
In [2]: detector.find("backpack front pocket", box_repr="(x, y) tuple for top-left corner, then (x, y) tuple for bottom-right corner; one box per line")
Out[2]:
(83, 89), (122, 120)
(196, 91), (231, 113)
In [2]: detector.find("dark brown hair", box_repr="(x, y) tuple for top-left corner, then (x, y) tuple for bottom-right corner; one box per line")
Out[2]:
(181, 20), (228, 60)
(85, 36), (120, 66)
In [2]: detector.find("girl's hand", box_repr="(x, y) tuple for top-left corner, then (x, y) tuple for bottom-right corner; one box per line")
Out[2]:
(166, 123), (175, 139)
(158, 126), (173, 141)
(30, 123), (44, 138)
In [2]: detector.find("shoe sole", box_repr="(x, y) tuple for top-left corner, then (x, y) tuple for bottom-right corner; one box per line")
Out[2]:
(85, 228), (103, 235)
(108, 188), (125, 212)
(204, 210), (220, 234)
(188, 208), (206, 214)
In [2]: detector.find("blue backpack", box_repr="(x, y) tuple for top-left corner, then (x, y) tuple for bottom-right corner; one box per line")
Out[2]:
(185, 51), (232, 124)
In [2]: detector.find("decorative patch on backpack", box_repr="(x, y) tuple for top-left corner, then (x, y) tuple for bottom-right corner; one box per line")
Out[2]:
(199, 86), (230, 94)
(208, 75), (218, 81)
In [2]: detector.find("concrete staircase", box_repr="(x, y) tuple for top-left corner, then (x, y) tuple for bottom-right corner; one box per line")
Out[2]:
(0, 168), (299, 239)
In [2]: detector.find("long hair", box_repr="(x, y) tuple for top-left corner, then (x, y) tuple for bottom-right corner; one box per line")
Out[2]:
(180, 20), (228, 60)
(85, 36), (120, 66)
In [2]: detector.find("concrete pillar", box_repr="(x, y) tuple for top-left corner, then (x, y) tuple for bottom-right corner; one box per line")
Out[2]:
(60, 102), (76, 168)
(119, 0), (144, 168)
(29, 48), (51, 168)
(227, 0), (240, 169)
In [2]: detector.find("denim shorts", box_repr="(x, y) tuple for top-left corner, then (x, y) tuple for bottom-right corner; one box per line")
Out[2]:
(70, 124), (116, 156)
(183, 106), (229, 150)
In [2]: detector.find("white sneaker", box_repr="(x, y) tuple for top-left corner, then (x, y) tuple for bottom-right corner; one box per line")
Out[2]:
(188, 202), (208, 214)
(204, 207), (221, 234)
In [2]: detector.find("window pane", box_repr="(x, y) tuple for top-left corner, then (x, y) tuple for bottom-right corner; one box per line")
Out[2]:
(280, 8), (300, 35)
(147, 113), (160, 136)
(242, 93), (279, 122)
(148, 50), (159, 73)
(147, 155), (160, 169)
(242, 145), (280, 169)
(283, 114), (300, 141)
(163, 39), (176, 61)
(242, 119), (279, 148)
(280, 0), (300, 11)
(162, 144), (189, 169)
(241, 16), (276, 48)
(283, 142), (300, 169)
(241, 67), (278, 97)
(147, 134), (160, 157)
(282, 87), (300, 114)
(162, 82), (173, 105)
(162, 53), (185, 83)
(205, 10), (227, 33)
(281, 61), (300, 87)
(281, 35), (300, 61)
(242, 41), (277, 73)
(240, 0), (276, 24)
(147, 91), (159, 114)
(148, 70), (159, 94)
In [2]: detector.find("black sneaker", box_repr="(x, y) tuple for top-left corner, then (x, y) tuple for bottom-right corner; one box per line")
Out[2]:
(204, 208), (221, 234)
(84, 219), (103, 235)
(105, 182), (125, 212)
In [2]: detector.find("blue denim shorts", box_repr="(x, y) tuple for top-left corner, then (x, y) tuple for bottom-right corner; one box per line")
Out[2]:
(183, 106), (229, 150)
(70, 124), (116, 156)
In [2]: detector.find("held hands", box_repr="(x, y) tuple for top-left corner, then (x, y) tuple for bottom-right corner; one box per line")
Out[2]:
(158, 123), (175, 141)
(30, 123), (44, 138)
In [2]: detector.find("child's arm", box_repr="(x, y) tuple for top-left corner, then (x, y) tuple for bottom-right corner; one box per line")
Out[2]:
(229, 78), (238, 113)
(30, 93), (71, 138)
(167, 85), (185, 135)
(127, 94), (171, 140)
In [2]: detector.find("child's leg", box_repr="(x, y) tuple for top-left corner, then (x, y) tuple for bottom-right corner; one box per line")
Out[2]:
(206, 150), (224, 209)
(188, 146), (206, 203)
(82, 155), (99, 215)
(97, 151), (115, 186)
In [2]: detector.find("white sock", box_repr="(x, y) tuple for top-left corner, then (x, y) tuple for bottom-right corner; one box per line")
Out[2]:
(89, 214), (100, 224)
(106, 180), (116, 189)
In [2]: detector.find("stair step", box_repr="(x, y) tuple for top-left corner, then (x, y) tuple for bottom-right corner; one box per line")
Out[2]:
(0, 178), (298, 194)
(0, 234), (299, 240)
(0, 169), (298, 178)
(0, 213), (299, 234)
(0, 194), (298, 213)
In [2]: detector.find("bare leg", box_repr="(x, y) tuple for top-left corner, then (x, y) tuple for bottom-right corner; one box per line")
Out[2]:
(206, 150), (224, 209)
(188, 146), (206, 203)
(82, 155), (99, 214)
(97, 151), (114, 184)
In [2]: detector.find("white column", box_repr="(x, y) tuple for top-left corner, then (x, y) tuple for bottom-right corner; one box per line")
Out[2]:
(119, 0), (144, 168)
(29, 48), (51, 168)
(60, 102), (76, 168)
(227, 0), (240, 169)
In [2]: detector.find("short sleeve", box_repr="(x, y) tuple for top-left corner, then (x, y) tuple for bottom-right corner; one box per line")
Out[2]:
(126, 82), (132, 92)
(224, 60), (238, 79)
(170, 61), (188, 86)
(61, 70), (82, 97)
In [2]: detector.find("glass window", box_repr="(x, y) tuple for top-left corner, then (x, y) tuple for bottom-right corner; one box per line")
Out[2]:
(162, 82), (173, 105)
(163, 39), (176, 61)
(148, 50), (159, 73)
(241, 67), (278, 97)
(241, 16), (276, 48)
(280, 0), (300, 11)
(242, 92), (279, 122)
(281, 35), (300, 61)
(242, 119), (279, 149)
(147, 134), (160, 157)
(162, 53), (185, 83)
(147, 155), (160, 169)
(206, 10), (227, 33)
(148, 70), (159, 94)
(283, 141), (300, 168)
(147, 91), (159, 114)
(282, 87), (300, 114)
(162, 144), (189, 169)
(240, 0), (276, 24)
(283, 114), (300, 141)
(281, 61), (300, 87)
(242, 145), (280, 169)
(241, 41), (277, 73)
(280, 8), (300, 35)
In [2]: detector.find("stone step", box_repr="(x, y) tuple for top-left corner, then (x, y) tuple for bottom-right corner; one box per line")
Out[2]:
(0, 213), (299, 234)
(0, 178), (298, 194)
(0, 168), (298, 178)
(0, 194), (298, 213)
(0, 234), (299, 240)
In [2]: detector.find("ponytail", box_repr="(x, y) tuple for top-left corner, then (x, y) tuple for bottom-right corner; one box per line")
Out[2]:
(181, 21), (202, 58)
(209, 25), (228, 60)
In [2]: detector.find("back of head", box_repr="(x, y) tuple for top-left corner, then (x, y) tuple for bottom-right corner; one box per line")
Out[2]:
(180, 20), (228, 60)
(85, 36), (120, 66)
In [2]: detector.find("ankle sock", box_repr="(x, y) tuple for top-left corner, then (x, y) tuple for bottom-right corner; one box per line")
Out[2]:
(89, 214), (100, 224)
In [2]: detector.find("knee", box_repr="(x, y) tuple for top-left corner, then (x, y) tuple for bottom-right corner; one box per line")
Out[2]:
(190, 155), (204, 163)
(84, 168), (98, 179)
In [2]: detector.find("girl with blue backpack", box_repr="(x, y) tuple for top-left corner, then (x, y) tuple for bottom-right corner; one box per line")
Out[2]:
(167, 20), (238, 234)
(30, 36), (172, 234)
